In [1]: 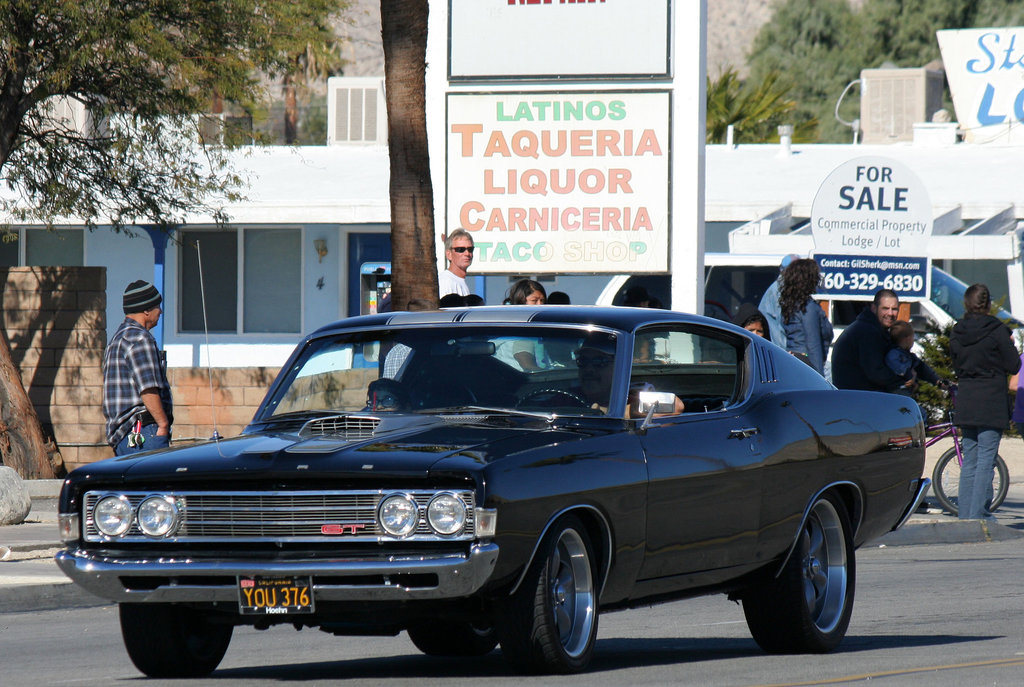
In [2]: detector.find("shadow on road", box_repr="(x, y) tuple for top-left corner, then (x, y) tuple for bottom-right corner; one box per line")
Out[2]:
(209, 632), (995, 679)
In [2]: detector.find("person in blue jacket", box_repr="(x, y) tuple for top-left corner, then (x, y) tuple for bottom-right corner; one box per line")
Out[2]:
(758, 253), (800, 347)
(779, 258), (833, 375)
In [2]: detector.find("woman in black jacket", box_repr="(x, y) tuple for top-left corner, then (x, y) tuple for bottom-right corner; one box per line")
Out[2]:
(949, 283), (1021, 519)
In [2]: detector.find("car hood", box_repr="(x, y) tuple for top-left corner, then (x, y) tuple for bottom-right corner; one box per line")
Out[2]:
(68, 414), (595, 488)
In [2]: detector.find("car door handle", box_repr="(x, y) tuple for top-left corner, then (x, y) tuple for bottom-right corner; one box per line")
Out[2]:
(729, 427), (760, 439)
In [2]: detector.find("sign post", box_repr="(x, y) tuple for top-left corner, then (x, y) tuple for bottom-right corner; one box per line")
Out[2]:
(810, 156), (932, 301)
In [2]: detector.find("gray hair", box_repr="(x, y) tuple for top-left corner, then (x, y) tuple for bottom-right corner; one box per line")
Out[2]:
(444, 228), (473, 252)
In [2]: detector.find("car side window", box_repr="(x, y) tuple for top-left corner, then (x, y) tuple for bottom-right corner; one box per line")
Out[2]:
(630, 326), (741, 414)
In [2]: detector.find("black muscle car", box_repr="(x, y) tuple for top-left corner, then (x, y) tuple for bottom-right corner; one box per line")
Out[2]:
(56, 306), (927, 676)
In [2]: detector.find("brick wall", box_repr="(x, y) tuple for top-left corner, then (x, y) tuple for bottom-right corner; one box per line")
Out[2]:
(167, 367), (280, 445)
(3, 267), (107, 472)
(3, 267), (282, 474)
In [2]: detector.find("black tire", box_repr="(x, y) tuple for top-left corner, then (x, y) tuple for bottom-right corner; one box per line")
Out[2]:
(407, 620), (498, 657)
(497, 515), (600, 674)
(742, 493), (855, 653)
(119, 603), (233, 678)
(931, 448), (1009, 516)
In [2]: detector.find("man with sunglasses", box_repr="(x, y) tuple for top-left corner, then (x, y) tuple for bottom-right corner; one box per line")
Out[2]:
(439, 229), (474, 298)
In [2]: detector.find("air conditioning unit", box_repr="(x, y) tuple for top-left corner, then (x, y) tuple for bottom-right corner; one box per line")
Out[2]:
(860, 67), (945, 144)
(327, 77), (386, 145)
(42, 97), (94, 135)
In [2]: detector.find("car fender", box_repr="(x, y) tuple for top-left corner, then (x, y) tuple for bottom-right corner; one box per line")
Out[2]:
(508, 504), (614, 599)
(773, 481), (864, 579)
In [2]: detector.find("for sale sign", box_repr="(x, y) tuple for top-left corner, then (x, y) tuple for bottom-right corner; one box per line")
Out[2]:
(810, 156), (932, 301)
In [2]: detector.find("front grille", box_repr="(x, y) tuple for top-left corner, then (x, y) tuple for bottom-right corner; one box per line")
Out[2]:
(83, 489), (476, 543)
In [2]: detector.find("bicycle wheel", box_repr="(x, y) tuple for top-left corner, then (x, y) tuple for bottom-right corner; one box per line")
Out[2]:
(931, 448), (1009, 516)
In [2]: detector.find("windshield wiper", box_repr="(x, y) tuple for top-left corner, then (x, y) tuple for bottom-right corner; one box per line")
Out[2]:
(420, 406), (555, 422)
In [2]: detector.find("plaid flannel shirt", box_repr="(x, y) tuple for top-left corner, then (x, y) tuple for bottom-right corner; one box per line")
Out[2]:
(102, 318), (173, 447)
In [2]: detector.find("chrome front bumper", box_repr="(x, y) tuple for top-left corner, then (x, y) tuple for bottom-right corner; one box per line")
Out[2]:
(55, 543), (499, 604)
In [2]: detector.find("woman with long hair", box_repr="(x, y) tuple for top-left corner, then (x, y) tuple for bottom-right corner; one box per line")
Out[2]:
(950, 283), (1021, 519)
(779, 258), (833, 374)
(498, 279), (548, 369)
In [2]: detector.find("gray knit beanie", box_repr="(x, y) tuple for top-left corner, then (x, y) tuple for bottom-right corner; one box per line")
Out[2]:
(123, 280), (162, 314)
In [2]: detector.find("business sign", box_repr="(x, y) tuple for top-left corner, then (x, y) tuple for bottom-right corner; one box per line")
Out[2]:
(446, 91), (670, 274)
(937, 28), (1024, 140)
(811, 157), (932, 300)
(448, 0), (671, 80)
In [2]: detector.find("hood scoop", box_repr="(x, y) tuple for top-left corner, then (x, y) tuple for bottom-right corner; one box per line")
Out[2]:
(288, 414), (444, 453)
(299, 415), (382, 441)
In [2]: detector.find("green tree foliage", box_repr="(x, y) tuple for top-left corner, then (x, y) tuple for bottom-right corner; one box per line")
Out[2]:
(0, 0), (345, 478)
(0, 0), (346, 230)
(748, 0), (1024, 143)
(916, 322), (955, 424)
(706, 68), (818, 143)
(747, 0), (860, 142)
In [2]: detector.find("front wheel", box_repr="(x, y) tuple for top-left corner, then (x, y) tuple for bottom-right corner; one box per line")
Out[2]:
(931, 448), (1009, 516)
(742, 493), (855, 653)
(497, 515), (600, 674)
(119, 603), (233, 678)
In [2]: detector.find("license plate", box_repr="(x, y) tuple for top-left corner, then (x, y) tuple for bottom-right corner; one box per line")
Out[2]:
(238, 575), (314, 615)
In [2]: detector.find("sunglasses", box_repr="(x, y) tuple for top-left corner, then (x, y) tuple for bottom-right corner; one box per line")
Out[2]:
(576, 354), (614, 369)
(451, 246), (474, 254)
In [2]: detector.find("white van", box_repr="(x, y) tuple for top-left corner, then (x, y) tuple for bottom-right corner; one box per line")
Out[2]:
(595, 253), (1017, 333)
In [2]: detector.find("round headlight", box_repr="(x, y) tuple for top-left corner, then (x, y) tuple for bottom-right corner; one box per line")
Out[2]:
(137, 495), (179, 537)
(427, 493), (467, 535)
(378, 493), (419, 537)
(94, 495), (133, 537)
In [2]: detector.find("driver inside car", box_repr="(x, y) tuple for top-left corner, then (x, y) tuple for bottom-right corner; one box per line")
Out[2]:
(574, 341), (684, 417)
(365, 378), (409, 412)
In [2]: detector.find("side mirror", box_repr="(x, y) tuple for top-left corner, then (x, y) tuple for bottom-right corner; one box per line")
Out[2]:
(638, 391), (677, 415)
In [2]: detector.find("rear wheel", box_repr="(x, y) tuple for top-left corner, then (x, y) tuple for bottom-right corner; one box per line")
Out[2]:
(497, 515), (599, 674)
(931, 448), (1009, 516)
(119, 603), (233, 678)
(742, 493), (855, 653)
(407, 620), (498, 656)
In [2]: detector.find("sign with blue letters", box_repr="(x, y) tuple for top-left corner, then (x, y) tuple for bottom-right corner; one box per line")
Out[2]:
(938, 28), (1024, 142)
(810, 156), (932, 301)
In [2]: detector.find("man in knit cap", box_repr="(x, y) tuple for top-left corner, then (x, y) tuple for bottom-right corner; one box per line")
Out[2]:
(102, 280), (173, 455)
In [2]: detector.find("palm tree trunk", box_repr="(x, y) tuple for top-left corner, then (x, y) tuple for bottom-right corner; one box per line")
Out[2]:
(283, 74), (298, 144)
(0, 331), (56, 478)
(380, 0), (438, 310)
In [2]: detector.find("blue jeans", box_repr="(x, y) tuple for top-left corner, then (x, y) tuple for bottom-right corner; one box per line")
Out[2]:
(114, 423), (171, 456)
(958, 426), (1001, 519)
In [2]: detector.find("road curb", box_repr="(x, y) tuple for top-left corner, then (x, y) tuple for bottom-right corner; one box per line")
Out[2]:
(876, 518), (1024, 546)
(0, 582), (110, 614)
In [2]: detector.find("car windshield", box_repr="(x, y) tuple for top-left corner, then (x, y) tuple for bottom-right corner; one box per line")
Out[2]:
(930, 265), (1017, 323)
(262, 326), (619, 417)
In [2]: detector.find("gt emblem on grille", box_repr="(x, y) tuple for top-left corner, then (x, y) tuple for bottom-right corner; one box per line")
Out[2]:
(321, 524), (368, 535)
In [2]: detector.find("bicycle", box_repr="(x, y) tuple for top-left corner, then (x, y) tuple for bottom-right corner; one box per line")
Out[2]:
(926, 388), (1010, 515)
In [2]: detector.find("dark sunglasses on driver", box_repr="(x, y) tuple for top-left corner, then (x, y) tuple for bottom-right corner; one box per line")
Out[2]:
(451, 246), (474, 253)
(575, 353), (614, 369)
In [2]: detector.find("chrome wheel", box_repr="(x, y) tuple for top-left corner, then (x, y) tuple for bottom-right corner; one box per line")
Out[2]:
(741, 492), (855, 653)
(548, 527), (596, 657)
(497, 515), (600, 673)
(801, 498), (847, 634)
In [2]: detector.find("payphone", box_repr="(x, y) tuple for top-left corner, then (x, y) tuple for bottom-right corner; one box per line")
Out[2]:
(359, 262), (391, 314)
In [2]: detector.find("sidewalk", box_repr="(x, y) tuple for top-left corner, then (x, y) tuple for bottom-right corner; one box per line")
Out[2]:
(4, 442), (1024, 614)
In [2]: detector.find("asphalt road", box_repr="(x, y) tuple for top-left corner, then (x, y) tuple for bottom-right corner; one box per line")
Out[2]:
(3, 537), (1024, 686)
